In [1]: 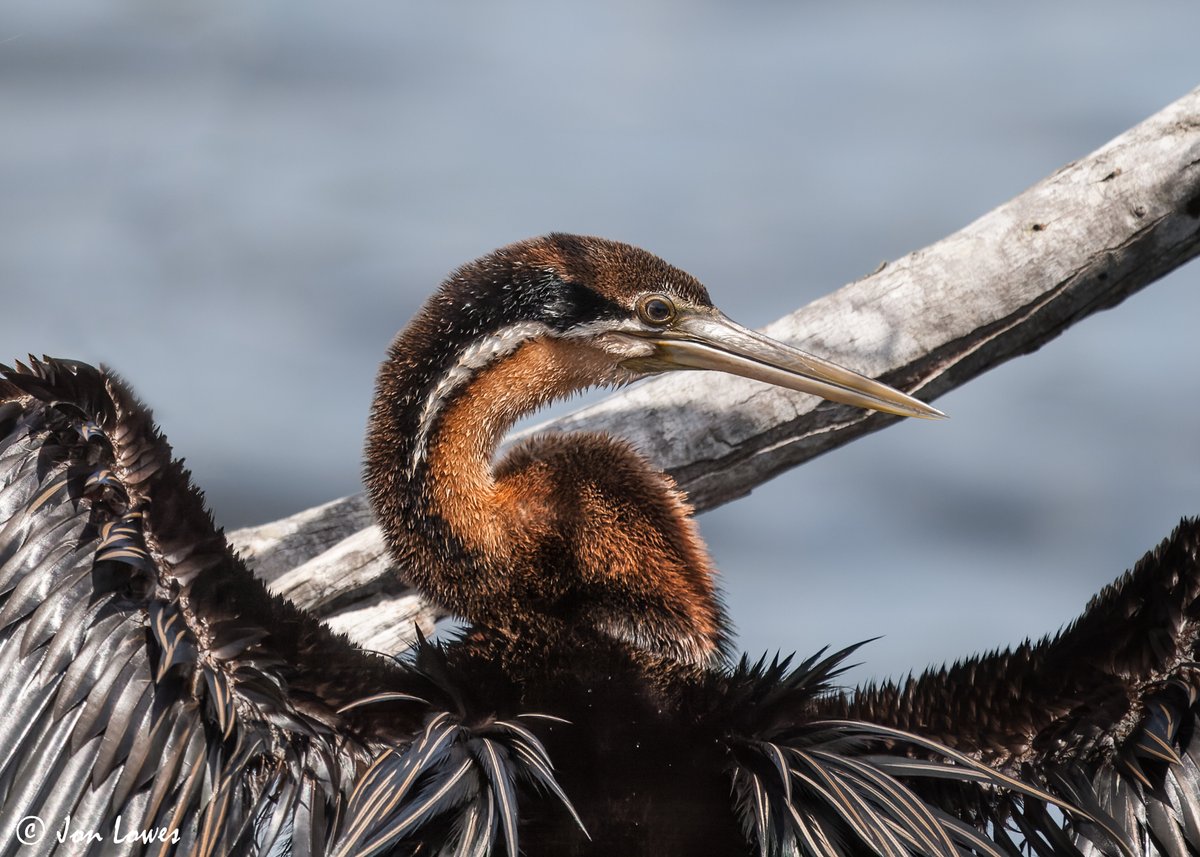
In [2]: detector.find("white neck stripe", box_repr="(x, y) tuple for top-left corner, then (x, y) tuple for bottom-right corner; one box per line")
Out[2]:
(409, 320), (551, 474)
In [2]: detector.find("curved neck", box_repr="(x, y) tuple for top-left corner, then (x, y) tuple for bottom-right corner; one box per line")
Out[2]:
(366, 323), (608, 613)
(366, 313), (730, 666)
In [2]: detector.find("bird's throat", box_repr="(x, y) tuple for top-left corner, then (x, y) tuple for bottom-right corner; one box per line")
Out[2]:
(366, 333), (611, 621)
(366, 325), (729, 666)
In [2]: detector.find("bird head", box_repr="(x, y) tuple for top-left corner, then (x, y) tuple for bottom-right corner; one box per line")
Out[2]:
(371, 234), (942, 660)
(428, 233), (943, 420)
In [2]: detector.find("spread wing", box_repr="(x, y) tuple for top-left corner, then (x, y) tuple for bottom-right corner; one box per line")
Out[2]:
(823, 518), (1200, 857)
(711, 644), (1114, 857)
(0, 358), (578, 857)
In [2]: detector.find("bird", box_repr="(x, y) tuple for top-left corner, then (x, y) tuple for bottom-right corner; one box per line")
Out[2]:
(0, 233), (1197, 857)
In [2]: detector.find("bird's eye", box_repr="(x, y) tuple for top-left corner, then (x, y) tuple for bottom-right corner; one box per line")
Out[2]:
(637, 295), (676, 325)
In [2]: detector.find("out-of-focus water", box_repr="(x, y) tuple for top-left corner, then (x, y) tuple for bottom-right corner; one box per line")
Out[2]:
(2, 1), (1198, 683)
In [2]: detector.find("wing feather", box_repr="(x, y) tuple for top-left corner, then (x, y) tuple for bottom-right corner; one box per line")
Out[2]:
(0, 689), (82, 838)
(21, 551), (93, 656)
(0, 361), (394, 853)
(823, 518), (1200, 856)
(1, 357), (581, 856)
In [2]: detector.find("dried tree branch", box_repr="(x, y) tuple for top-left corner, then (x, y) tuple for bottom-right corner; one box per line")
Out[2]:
(230, 86), (1200, 652)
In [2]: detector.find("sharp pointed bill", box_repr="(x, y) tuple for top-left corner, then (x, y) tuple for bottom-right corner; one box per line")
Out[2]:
(620, 307), (945, 420)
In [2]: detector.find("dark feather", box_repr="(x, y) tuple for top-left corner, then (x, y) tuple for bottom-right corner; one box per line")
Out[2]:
(0, 358), (583, 856)
(824, 519), (1200, 857)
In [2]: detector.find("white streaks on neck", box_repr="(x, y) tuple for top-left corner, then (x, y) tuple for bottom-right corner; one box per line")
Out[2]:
(409, 320), (550, 474)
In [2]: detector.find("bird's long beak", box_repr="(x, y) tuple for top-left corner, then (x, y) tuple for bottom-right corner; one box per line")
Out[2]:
(624, 310), (944, 420)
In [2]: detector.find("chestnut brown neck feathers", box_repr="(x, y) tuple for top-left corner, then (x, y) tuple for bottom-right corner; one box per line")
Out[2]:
(364, 234), (730, 666)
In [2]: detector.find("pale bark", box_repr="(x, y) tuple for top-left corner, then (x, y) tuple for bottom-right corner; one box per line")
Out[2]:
(230, 86), (1200, 653)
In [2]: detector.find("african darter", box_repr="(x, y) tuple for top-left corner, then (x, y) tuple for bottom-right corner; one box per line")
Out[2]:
(1, 234), (1197, 857)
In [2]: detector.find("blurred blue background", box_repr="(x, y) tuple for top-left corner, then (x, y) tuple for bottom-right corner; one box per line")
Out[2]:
(2, 1), (1198, 683)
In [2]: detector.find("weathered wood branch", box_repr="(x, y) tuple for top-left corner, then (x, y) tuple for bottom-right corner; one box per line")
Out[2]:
(230, 86), (1200, 652)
